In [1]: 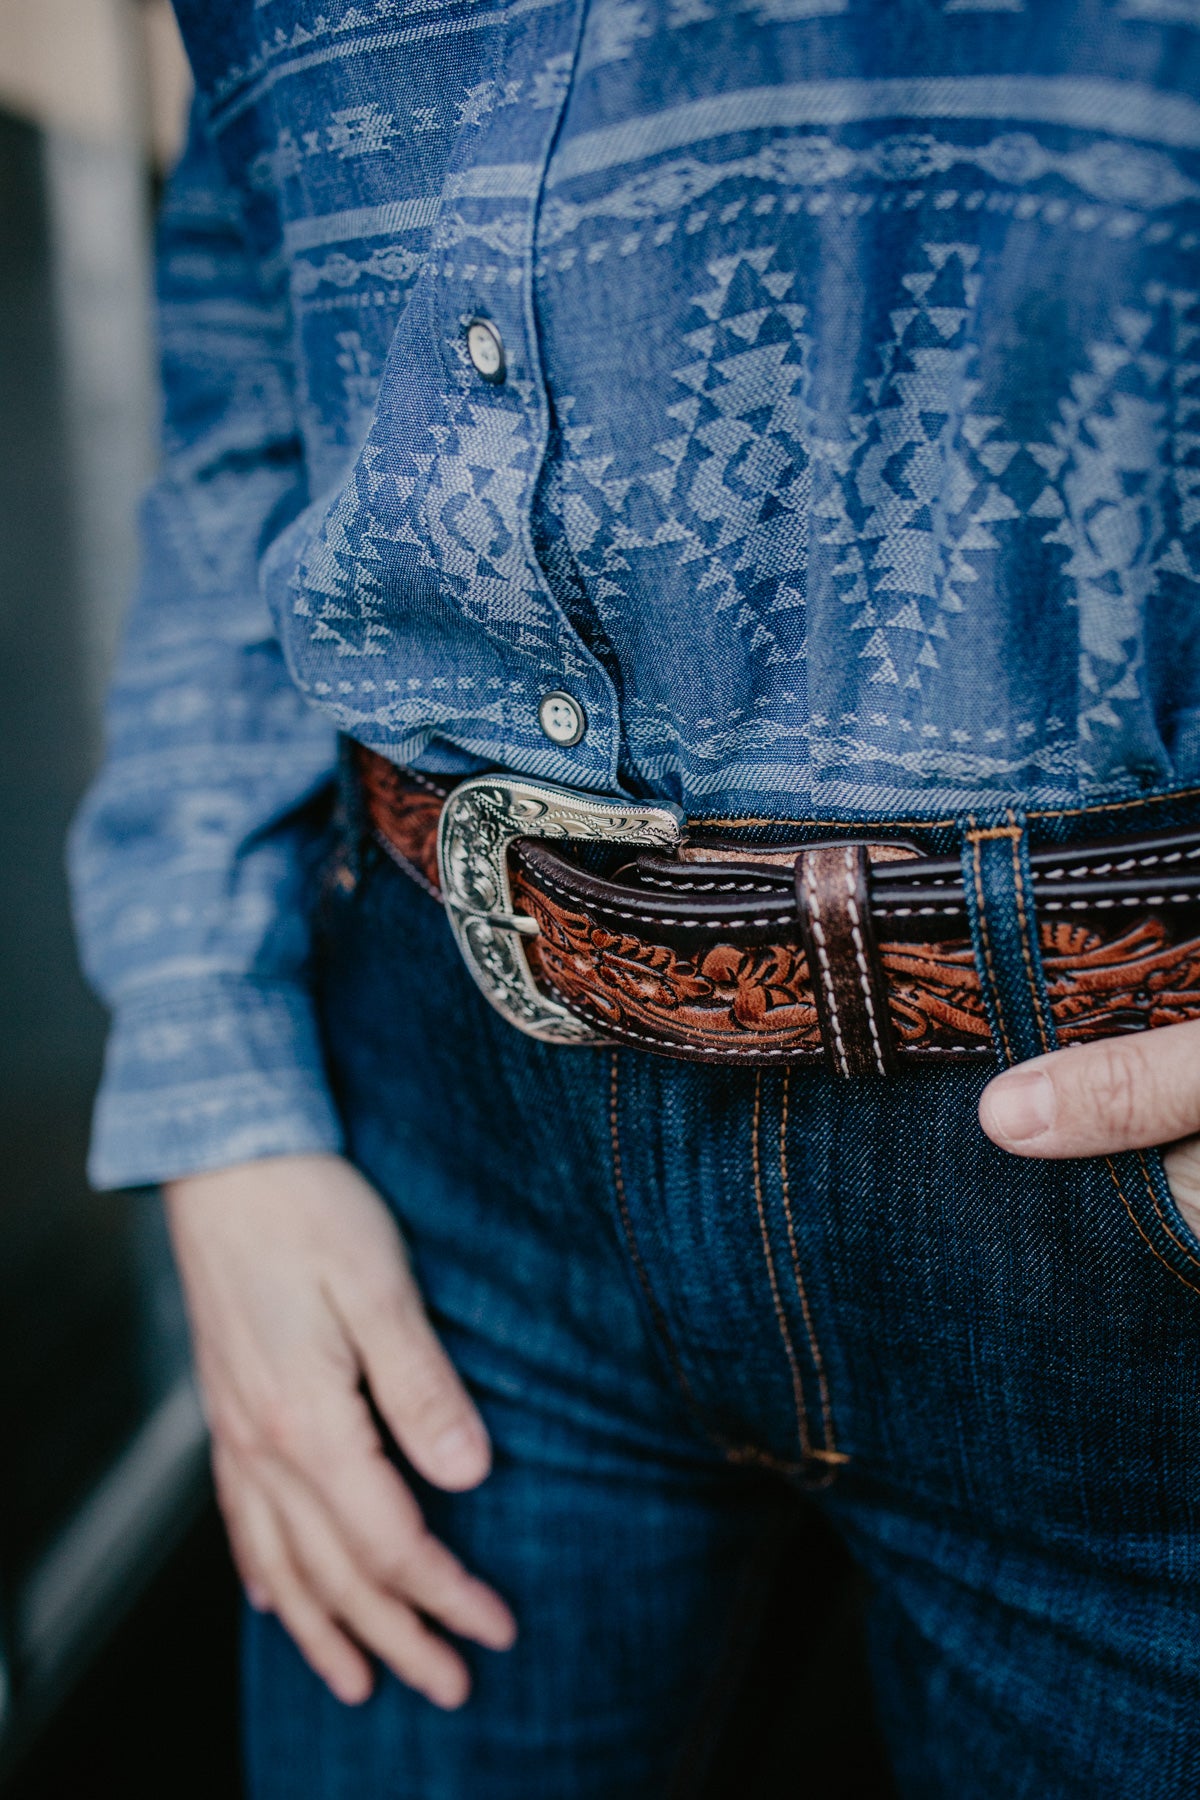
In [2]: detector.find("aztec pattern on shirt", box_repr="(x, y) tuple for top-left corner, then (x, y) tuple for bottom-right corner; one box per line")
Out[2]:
(72, 0), (1200, 1183)
(182, 0), (1200, 813)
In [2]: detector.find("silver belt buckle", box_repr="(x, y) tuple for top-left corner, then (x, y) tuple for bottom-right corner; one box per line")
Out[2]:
(436, 774), (684, 1042)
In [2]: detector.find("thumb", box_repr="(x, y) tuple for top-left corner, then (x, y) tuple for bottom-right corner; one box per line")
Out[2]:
(979, 1018), (1200, 1160)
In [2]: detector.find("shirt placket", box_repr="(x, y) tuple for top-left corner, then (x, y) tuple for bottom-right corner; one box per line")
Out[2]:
(425, 0), (622, 792)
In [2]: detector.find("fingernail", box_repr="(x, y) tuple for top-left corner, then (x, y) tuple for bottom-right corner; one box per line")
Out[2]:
(334, 1675), (371, 1708)
(432, 1422), (488, 1487)
(468, 1591), (519, 1651)
(481, 1611), (518, 1652)
(983, 1067), (1057, 1146)
(429, 1675), (470, 1711)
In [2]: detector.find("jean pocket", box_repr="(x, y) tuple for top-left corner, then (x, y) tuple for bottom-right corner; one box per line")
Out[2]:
(1106, 1145), (1200, 1297)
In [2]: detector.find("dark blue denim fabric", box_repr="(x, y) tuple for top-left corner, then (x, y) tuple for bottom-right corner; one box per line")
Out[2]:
(960, 809), (1059, 1066)
(242, 823), (1200, 1799)
(71, 0), (1200, 1189)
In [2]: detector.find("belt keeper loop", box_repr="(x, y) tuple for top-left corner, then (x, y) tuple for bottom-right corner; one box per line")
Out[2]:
(960, 810), (1057, 1067)
(795, 844), (896, 1078)
(333, 733), (368, 889)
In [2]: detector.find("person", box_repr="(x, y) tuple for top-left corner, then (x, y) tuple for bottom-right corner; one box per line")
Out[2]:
(69, 0), (1200, 1792)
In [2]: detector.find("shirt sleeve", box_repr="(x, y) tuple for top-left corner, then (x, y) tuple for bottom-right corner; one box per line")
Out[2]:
(69, 108), (345, 1190)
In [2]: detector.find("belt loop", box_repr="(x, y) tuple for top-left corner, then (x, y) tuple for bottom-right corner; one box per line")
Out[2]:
(960, 808), (1057, 1068)
(795, 843), (896, 1078)
(334, 733), (368, 889)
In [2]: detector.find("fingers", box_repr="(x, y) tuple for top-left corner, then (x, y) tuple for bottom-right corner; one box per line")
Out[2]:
(261, 1458), (475, 1710)
(297, 1406), (516, 1651)
(168, 1153), (517, 1709)
(344, 1260), (492, 1493)
(216, 1447), (374, 1706)
(212, 1447), (271, 1613)
(215, 1381), (516, 1698)
(1163, 1138), (1200, 1219)
(254, 1370), (515, 1652)
(215, 1444), (479, 1711)
(979, 1019), (1200, 1160)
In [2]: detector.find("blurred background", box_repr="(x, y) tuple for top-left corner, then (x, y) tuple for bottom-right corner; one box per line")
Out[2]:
(0, 3), (242, 1793)
(0, 4), (892, 1793)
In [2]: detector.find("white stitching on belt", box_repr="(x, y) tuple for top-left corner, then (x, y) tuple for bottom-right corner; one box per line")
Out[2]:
(843, 845), (887, 1078)
(522, 859), (776, 931)
(403, 768), (446, 797)
(804, 856), (849, 1078)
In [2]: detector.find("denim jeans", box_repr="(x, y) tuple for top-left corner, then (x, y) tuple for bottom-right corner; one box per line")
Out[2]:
(243, 804), (1200, 1798)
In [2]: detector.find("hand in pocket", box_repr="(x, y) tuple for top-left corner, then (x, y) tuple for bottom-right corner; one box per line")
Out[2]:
(978, 1019), (1200, 1233)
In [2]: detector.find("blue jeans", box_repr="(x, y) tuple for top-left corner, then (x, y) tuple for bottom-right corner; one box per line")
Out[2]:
(244, 812), (1200, 1798)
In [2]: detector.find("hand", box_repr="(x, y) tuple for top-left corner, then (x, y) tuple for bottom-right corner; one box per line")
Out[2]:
(978, 1018), (1200, 1224)
(164, 1153), (516, 1709)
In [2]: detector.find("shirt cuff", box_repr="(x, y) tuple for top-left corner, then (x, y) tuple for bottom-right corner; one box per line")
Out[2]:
(88, 977), (344, 1190)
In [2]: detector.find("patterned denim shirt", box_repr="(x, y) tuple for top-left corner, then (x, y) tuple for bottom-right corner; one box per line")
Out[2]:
(71, 0), (1200, 1187)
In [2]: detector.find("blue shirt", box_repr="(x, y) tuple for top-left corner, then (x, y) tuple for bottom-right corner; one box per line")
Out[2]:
(71, 0), (1200, 1187)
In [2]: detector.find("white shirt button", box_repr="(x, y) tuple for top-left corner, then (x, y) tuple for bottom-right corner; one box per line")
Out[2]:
(538, 691), (586, 746)
(466, 318), (505, 383)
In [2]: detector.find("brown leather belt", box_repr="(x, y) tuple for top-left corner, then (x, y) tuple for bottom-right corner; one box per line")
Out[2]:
(355, 745), (1200, 1073)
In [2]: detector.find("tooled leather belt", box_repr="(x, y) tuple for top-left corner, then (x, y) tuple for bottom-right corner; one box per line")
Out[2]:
(355, 745), (1200, 1074)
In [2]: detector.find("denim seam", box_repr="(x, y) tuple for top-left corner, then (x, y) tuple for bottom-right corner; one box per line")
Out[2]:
(1135, 1147), (1200, 1274)
(1030, 783), (1200, 823)
(696, 779), (1200, 834)
(699, 811), (960, 831)
(606, 1050), (795, 1469)
(1105, 1153), (1200, 1296)
(1007, 808), (1054, 1055)
(750, 1071), (815, 1467)
(517, 0), (626, 790)
(778, 1070), (847, 1471)
(967, 824), (1015, 1064)
(608, 1049), (696, 1405)
(752, 1072), (845, 1483)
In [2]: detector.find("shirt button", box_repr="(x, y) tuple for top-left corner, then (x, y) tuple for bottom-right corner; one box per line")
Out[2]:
(538, 691), (587, 746)
(466, 318), (505, 383)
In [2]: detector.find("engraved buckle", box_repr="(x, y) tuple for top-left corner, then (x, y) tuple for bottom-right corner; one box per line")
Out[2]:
(436, 774), (685, 1042)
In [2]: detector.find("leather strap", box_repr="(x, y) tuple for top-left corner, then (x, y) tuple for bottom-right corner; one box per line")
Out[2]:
(795, 844), (895, 1077)
(355, 746), (1200, 1070)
